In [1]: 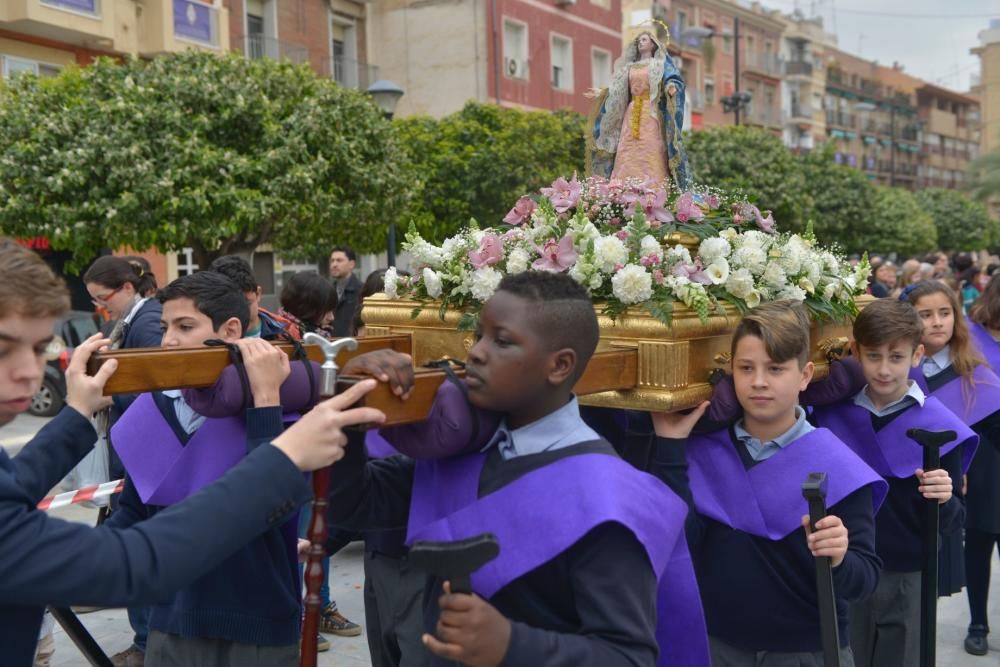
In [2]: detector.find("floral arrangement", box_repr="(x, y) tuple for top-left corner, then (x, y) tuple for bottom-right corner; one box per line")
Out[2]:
(384, 175), (870, 329)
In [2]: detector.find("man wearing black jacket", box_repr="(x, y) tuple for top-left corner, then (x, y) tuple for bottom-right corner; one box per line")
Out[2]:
(329, 246), (361, 337)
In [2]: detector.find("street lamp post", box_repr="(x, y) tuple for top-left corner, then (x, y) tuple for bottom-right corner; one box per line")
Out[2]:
(680, 19), (750, 125)
(365, 80), (405, 267)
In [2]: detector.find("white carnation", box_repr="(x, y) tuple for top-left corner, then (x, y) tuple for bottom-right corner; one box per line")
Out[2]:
(594, 236), (629, 272)
(821, 251), (840, 273)
(422, 267), (443, 299)
(611, 264), (653, 304)
(779, 285), (808, 302)
(506, 248), (531, 274)
(383, 267), (399, 299)
(706, 258), (730, 285)
(739, 230), (771, 249)
(762, 262), (787, 290)
(469, 267), (503, 302)
(804, 257), (822, 286)
(725, 268), (755, 299)
(699, 237), (731, 263)
(731, 245), (768, 274)
(441, 236), (465, 259)
(640, 235), (663, 259)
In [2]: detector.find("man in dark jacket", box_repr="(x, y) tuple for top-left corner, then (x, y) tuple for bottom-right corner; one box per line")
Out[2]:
(329, 246), (361, 337)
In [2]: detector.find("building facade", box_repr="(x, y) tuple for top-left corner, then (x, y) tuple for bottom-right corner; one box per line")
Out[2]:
(972, 19), (1000, 155)
(367, 0), (621, 118)
(916, 84), (980, 190)
(777, 10), (832, 152)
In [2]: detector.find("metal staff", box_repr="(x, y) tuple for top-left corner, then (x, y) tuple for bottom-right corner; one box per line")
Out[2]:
(906, 427), (955, 667)
(299, 333), (357, 667)
(802, 472), (840, 667)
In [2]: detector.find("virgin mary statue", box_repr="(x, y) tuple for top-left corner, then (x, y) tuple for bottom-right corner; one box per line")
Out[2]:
(588, 28), (691, 190)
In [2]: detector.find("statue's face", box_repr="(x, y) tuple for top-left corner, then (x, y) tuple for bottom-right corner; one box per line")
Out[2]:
(637, 33), (656, 56)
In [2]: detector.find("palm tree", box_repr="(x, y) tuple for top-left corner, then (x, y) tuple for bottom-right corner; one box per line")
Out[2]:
(965, 150), (1000, 205)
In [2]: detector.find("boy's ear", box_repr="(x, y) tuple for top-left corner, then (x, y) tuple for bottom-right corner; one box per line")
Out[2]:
(850, 340), (860, 358)
(546, 347), (578, 386)
(798, 359), (815, 391)
(218, 316), (244, 343)
(911, 343), (925, 368)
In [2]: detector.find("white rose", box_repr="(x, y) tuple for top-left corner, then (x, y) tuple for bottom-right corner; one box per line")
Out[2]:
(506, 248), (531, 274)
(699, 237), (731, 263)
(594, 236), (629, 273)
(745, 289), (762, 308)
(725, 268), (755, 299)
(611, 264), (654, 304)
(640, 234), (663, 259)
(469, 267), (503, 302)
(706, 258), (730, 285)
(422, 267), (443, 299)
(383, 267), (399, 299)
(762, 262), (787, 290)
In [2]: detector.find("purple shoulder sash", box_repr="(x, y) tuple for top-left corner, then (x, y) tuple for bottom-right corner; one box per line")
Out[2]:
(407, 451), (709, 667)
(913, 363), (1000, 426)
(814, 398), (978, 478)
(111, 393), (246, 506)
(968, 319), (1000, 372)
(686, 428), (887, 540)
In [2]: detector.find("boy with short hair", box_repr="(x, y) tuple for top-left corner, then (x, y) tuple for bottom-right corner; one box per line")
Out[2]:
(208, 255), (296, 340)
(332, 271), (708, 666)
(107, 271), (373, 665)
(811, 298), (977, 667)
(651, 301), (885, 666)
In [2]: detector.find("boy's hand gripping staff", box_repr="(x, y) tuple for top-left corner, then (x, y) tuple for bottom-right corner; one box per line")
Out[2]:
(299, 333), (358, 667)
(802, 472), (840, 667)
(906, 428), (955, 667)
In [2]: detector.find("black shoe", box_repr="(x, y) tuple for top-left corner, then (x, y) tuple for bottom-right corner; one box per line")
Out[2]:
(965, 627), (989, 656)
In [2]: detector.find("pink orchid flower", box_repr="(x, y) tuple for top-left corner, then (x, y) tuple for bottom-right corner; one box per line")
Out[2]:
(503, 196), (537, 226)
(675, 192), (705, 223)
(754, 207), (776, 233)
(532, 235), (577, 272)
(541, 175), (582, 214)
(468, 232), (504, 269)
(628, 189), (674, 224)
(704, 194), (721, 210)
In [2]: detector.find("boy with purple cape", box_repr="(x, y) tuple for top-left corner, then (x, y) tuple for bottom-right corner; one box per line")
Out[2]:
(811, 298), (977, 667)
(331, 271), (709, 666)
(650, 301), (886, 666)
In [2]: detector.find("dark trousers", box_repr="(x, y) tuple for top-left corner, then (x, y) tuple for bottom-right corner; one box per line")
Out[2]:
(965, 528), (1000, 631)
(709, 636), (855, 666)
(145, 630), (297, 667)
(364, 551), (427, 667)
(848, 570), (920, 667)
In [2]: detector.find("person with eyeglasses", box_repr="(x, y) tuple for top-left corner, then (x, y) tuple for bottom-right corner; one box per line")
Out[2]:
(82, 255), (163, 667)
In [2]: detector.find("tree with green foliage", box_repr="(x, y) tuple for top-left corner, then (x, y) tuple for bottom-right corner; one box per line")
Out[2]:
(797, 145), (877, 254)
(685, 125), (812, 234)
(965, 149), (1000, 206)
(0, 51), (410, 269)
(862, 186), (937, 257)
(915, 187), (997, 251)
(395, 102), (585, 243)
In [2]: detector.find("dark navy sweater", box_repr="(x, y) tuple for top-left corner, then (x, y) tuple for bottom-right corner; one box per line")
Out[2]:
(107, 402), (302, 646)
(0, 407), (310, 667)
(652, 431), (880, 653)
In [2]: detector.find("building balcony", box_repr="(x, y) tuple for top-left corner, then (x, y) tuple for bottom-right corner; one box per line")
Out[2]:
(745, 106), (781, 128)
(785, 60), (813, 78)
(743, 52), (783, 79)
(240, 35), (309, 64)
(826, 110), (856, 129)
(785, 103), (816, 123)
(0, 0), (137, 54)
(138, 0), (229, 56)
(328, 55), (378, 91)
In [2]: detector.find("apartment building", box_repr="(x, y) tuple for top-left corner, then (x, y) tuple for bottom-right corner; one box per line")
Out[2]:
(777, 10), (832, 152)
(972, 19), (1000, 154)
(367, 0), (621, 118)
(916, 84), (980, 190)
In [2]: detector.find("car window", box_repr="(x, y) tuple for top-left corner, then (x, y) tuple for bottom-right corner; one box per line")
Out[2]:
(63, 314), (99, 347)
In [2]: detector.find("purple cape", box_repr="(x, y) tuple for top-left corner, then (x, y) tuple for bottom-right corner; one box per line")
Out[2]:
(968, 318), (1000, 372)
(406, 450), (709, 667)
(814, 397), (979, 478)
(183, 361), (321, 417)
(111, 393), (246, 505)
(686, 428), (887, 540)
(911, 363), (1000, 426)
(365, 430), (398, 459)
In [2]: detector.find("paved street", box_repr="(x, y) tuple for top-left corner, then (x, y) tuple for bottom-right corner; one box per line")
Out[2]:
(5, 417), (1000, 666)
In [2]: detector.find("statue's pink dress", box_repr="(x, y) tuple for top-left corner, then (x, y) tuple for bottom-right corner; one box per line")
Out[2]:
(610, 65), (668, 184)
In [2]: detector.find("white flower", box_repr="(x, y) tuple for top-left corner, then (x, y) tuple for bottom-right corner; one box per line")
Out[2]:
(779, 285), (807, 302)
(820, 251), (840, 273)
(739, 230), (771, 249)
(823, 282), (838, 300)
(699, 237), (731, 263)
(798, 277), (815, 294)
(589, 273), (604, 291)
(731, 245), (767, 274)
(725, 268), (755, 299)
(745, 290), (762, 308)
(705, 258), (730, 285)
(611, 264), (653, 304)
(441, 236), (465, 259)
(804, 257), (822, 286)
(506, 248), (531, 274)
(776, 244), (803, 276)
(594, 236), (628, 273)
(409, 239), (447, 267)
(422, 267), (443, 299)
(469, 267), (503, 302)
(383, 267), (399, 299)
(719, 228), (738, 242)
(762, 262), (787, 290)
(664, 245), (692, 266)
(640, 235), (663, 260)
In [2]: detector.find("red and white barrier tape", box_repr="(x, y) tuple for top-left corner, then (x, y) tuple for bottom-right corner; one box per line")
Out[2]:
(37, 479), (124, 511)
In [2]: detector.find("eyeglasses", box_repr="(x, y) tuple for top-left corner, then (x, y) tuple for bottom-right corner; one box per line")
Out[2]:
(90, 285), (124, 306)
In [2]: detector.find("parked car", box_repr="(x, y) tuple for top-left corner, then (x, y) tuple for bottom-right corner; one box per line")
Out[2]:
(29, 311), (101, 417)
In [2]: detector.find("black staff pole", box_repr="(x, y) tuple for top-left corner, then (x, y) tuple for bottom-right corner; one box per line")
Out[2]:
(803, 472), (841, 667)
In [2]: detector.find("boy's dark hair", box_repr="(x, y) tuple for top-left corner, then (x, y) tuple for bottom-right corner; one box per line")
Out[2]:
(496, 272), (599, 384)
(84, 255), (157, 298)
(331, 245), (356, 262)
(157, 271), (250, 334)
(853, 299), (922, 350)
(280, 272), (338, 329)
(731, 300), (811, 367)
(208, 255), (258, 293)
